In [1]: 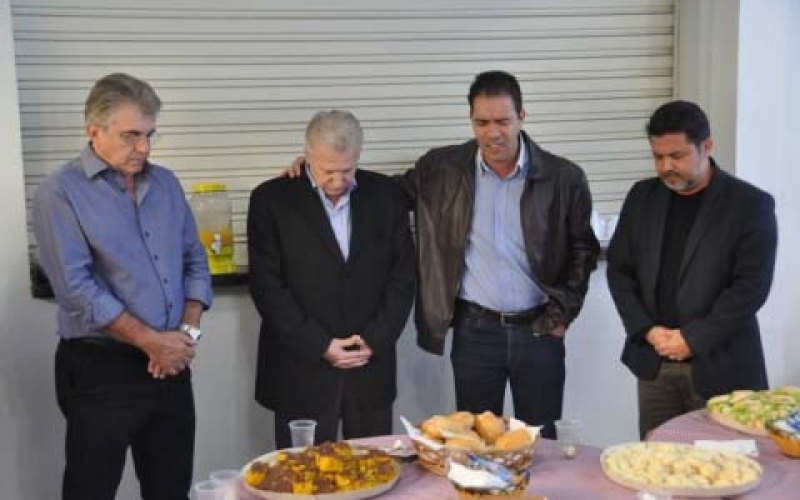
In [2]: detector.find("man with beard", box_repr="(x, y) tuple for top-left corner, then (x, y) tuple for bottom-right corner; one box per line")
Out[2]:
(607, 100), (778, 438)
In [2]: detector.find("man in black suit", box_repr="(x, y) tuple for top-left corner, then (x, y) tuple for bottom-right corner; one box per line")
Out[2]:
(607, 100), (778, 438)
(247, 110), (415, 448)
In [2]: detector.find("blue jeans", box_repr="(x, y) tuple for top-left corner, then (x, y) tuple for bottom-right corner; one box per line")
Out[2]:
(450, 319), (565, 439)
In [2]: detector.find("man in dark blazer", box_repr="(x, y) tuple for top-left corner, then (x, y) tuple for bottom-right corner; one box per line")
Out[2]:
(607, 100), (778, 438)
(247, 110), (415, 449)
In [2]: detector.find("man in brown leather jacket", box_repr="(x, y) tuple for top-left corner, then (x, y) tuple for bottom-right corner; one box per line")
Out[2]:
(397, 71), (599, 438)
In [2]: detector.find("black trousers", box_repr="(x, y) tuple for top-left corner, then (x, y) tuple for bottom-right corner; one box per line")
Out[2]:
(56, 339), (195, 500)
(450, 316), (565, 439)
(273, 377), (392, 449)
(638, 360), (706, 439)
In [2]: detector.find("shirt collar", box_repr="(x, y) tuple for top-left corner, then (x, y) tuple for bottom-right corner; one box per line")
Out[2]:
(80, 143), (151, 180)
(476, 133), (528, 178)
(305, 164), (358, 204)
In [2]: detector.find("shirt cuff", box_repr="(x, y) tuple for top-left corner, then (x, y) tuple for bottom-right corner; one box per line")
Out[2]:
(184, 279), (213, 310)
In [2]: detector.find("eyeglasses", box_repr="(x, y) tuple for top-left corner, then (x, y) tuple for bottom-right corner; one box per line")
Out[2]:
(119, 130), (162, 148)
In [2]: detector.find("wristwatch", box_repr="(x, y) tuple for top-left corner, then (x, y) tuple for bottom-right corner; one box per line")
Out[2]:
(180, 323), (203, 343)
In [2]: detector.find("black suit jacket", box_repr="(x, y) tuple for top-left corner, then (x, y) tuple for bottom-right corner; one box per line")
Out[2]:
(607, 163), (777, 398)
(247, 170), (415, 414)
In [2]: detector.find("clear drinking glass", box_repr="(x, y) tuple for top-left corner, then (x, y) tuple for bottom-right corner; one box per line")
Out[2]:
(554, 418), (583, 459)
(288, 419), (317, 448)
(192, 479), (224, 500)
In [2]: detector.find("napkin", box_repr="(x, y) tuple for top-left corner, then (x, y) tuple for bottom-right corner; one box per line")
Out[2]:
(693, 439), (759, 457)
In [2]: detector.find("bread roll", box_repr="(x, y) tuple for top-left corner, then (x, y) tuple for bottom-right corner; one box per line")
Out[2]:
(447, 411), (476, 429)
(474, 411), (506, 444)
(421, 415), (468, 440)
(494, 428), (533, 451)
(445, 433), (485, 452)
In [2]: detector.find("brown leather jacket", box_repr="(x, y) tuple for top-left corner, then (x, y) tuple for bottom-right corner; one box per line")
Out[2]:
(398, 131), (600, 354)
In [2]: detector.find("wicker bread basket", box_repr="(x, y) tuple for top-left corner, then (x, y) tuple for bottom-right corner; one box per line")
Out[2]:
(412, 437), (537, 476)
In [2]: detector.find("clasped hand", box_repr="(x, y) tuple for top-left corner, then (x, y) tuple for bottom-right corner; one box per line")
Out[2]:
(324, 335), (372, 369)
(144, 331), (196, 379)
(646, 326), (691, 361)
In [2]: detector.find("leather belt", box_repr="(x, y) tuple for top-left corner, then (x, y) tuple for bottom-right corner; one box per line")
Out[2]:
(453, 299), (546, 326)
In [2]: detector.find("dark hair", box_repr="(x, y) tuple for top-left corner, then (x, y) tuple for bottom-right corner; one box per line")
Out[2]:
(468, 70), (523, 114)
(646, 100), (711, 146)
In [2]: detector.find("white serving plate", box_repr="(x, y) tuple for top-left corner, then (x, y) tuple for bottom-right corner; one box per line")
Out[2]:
(240, 446), (400, 500)
(600, 442), (761, 498)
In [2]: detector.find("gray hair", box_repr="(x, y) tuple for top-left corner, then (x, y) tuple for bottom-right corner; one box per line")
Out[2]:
(84, 73), (162, 127)
(305, 110), (363, 154)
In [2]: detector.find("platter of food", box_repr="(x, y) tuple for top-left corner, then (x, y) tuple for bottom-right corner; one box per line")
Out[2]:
(601, 442), (762, 497)
(706, 386), (800, 436)
(241, 442), (400, 499)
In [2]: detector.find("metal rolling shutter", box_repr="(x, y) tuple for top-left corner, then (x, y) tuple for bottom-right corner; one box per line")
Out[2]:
(12, 0), (674, 266)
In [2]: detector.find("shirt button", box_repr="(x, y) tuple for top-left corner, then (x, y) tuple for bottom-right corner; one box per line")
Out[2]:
(163, 278), (169, 284)
(144, 231), (150, 238)
(153, 254), (159, 261)
(168, 303), (173, 309)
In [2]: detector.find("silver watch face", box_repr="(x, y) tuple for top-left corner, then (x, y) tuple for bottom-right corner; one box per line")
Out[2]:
(181, 323), (202, 341)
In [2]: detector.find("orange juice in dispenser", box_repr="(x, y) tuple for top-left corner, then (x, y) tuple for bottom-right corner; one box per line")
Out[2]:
(189, 183), (236, 274)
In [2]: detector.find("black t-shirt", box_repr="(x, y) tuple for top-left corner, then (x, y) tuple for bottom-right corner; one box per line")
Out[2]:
(655, 188), (705, 328)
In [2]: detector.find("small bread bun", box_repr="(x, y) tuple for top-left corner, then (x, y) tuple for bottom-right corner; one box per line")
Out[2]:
(447, 411), (476, 429)
(445, 433), (486, 452)
(421, 415), (469, 440)
(474, 411), (506, 444)
(494, 428), (533, 451)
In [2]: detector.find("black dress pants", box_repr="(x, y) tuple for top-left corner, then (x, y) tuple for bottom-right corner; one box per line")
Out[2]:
(450, 316), (566, 439)
(273, 374), (392, 450)
(56, 339), (195, 500)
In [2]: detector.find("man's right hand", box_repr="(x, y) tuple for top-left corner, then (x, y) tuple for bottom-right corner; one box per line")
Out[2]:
(142, 331), (196, 379)
(282, 155), (306, 178)
(324, 335), (372, 369)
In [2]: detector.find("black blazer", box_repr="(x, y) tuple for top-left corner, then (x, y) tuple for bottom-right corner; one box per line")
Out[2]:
(247, 170), (415, 415)
(607, 163), (777, 398)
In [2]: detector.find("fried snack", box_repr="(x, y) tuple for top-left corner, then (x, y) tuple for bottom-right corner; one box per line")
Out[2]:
(422, 415), (469, 440)
(244, 442), (397, 495)
(448, 411), (477, 428)
(474, 411), (507, 445)
(494, 428), (533, 451)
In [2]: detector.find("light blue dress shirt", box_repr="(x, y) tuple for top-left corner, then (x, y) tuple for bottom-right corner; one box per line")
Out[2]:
(33, 145), (213, 339)
(458, 137), (548, 312)
(307, 166), (357, 260)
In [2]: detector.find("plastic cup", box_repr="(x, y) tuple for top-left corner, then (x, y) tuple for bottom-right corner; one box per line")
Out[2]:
(210, 469), (239, 499)
(555, 418), (583, 459)
(637, 491), (673, 500)
(289, 419), (316, 448)
(192, 479), (224, 500)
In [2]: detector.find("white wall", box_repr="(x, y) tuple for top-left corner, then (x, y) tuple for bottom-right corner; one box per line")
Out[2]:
(1, 0), (797, 498)
(735, 0), (800, 386)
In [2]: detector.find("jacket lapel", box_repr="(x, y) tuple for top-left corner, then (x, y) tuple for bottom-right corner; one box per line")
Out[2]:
(292, 179), (345, 263)
(679, 164), (727, 281)
(642, 184), (669, 299)
(346, 173), (367, 264)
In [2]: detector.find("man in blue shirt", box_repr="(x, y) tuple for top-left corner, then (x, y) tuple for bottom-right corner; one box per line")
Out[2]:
(33, 73), (213, 500)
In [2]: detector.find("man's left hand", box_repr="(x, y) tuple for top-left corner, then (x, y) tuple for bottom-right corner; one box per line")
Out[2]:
(654, 329), (692, 361)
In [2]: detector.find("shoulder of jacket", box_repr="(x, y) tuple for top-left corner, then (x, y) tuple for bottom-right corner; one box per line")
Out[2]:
(534, 147), (588, 182)
(417, 139), (476, 167)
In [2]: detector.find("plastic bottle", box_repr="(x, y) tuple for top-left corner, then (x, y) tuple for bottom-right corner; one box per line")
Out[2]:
(189, 183), (236, 274)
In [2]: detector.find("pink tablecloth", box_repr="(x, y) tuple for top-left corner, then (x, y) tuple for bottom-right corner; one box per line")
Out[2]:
(647, 409), (799, 500)
(237, 435), (635, 500)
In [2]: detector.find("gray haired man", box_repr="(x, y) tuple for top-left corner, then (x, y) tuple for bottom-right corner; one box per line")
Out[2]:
(34, 73), (212, 500)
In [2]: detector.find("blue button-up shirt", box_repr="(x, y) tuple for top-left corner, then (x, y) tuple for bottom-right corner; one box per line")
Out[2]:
(307, 166), (357, 260)
(33, 145), (213, 339)
(458, 137), (548, 312)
